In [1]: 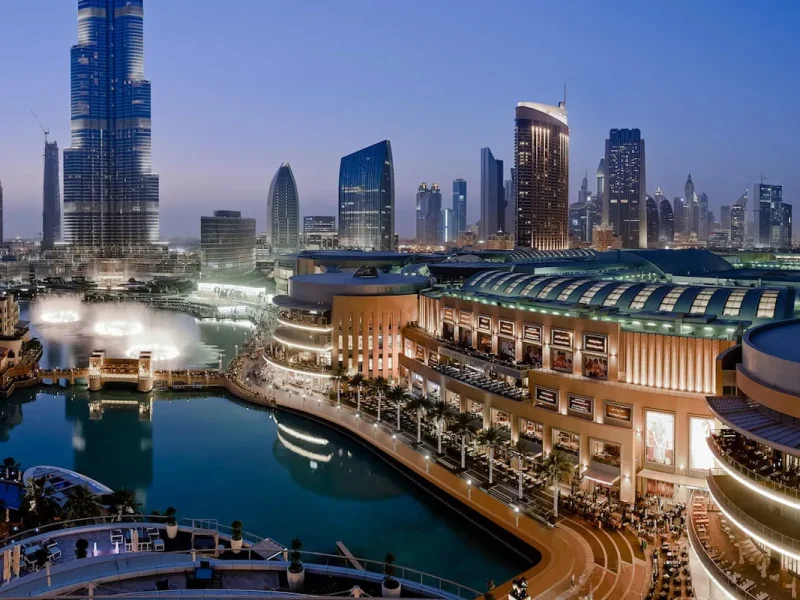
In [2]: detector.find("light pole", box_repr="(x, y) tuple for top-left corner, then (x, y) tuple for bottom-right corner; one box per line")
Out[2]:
(373, 422), (378, 438)
(467, 479), (472, 500)
(425, 455), (430, 474)
(514, 506), (520, 527)
(356, 412), (360, 431)
(392, 434), (396, 452)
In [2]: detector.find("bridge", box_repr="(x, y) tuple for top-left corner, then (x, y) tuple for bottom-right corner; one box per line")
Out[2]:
(38, 349), (225, 393)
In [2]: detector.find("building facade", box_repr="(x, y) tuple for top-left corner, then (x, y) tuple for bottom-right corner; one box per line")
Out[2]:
(441, 207), (456, 244)
(730, 204), (746, 249)
(646, 195), (659, 248)
(338, 140), (395, 251)
(63, 0), (160, 252)
(42, 140), (61, 250)
(452, 179), (467, 235)
(415, 183), (442, 245)
(301, 216), (338, 250)
(514, 101), (569, 250)
(657, 191), (674, 245)
(685, 175), (698, 237)
(267, 162), (300, 251)
(603, 128), (646, 249)
(200, 210), (256, 274)
(480, 148), (504, 242)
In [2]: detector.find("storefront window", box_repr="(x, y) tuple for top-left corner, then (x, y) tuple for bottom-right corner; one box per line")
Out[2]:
(477, 332), (491, 353)
(689, 416), (715, 471)
(446, 390), (460, 409)
(498, 338), (515, 362)
(591, 440), (621, 468)
(458, 327), (472, 346)
(645, 411), (675, 467)
(553, 429), (580, 459)
(521, 419), (542, 442)
(442, 322), (454, 341)
(492, 409), (510, 431)
(469, 399), (484, 419)
(412, 372), (424, 393)
(428, 381), (440, 398)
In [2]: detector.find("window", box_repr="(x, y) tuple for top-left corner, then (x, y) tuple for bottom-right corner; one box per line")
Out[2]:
(689, 289), (716, 313)
(557, 279), (591, 302)
(537, 278), (570, 299)
(491, 272), (520, 291)
(629, 285), (659, 310)
(602, 283), (634, 307)
(756, 290), (779, 318)
(722, 289), (747, 316)
(658, 287), (688, 311)
(521, 276), (550, 296)
(506, 274), (538, 295)
(469, 270), (499, 287)
(478, 271), (507, 290)
(580, 282), (611, 304)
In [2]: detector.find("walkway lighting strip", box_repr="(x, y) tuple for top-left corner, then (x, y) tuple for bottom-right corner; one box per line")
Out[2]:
(687, 543), (738, 600)
(277, 432), (332, 463)
(276, 318), (332, 333)
(708, 484), (800, 562)
(263, 356), (332, 379)
(711, 450), (800, 510)
(272, 334), (332, 353)
(277, 422), (329, 446)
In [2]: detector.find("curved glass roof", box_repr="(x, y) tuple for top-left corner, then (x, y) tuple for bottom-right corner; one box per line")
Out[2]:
(504, 248), (597, 263)
(461, 272), (792, 321)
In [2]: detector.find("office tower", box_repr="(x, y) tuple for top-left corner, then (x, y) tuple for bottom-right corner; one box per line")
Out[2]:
(200, 211), (256, 274)
(0, 181), (3, 242)
(595, 158), (605, 208)
(41, 140), (61, 250)
(783, 203), (793, 247)
(302, 216), (338, 250)
(730, 204), (746, 248)
(514, 101), (569, 249)
(720, 205), (731, 233)
(415, 183), (442, 245)
(504, 169), (516, 240)
(673, 197), (685, 235)
(266, 162), (300, 251)
(569, 201), (600, 244)
(338, 140), (394, 251)
(645, 196), (659, 248)
(63, 0), (159, 251)
(698, 192), (709, 240)
(578, 172), (590, 204)
(658, 194), (674, 245)
(603, 128), (646, 248)
(441, 207), (456, 244)
(452, 179), (467, 235)
(684, 175), (698, 236)
(757, 183), (784, 247)
(480, 148), (504, 241)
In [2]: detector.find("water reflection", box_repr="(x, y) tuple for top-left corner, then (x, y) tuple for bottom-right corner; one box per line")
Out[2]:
(0, 402), (23, 442)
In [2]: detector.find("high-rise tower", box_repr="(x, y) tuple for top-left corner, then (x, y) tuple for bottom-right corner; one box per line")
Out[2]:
(267, 162), (300, 251)
(452, 179), (467, 235)
(415, 183), (442, 245)
(480, 148), (504, 241)
(514, 101), (569, 249)
(42, 140), (61, 250)
(603, 128), (646, 248)
(684, 175), (697, 236)
(63, 0), (159, 252)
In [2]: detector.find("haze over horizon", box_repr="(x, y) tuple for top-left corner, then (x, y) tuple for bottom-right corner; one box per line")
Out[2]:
(0, 0), (797, 240)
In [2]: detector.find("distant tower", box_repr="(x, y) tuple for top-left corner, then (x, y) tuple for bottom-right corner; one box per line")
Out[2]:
(415, 183), (442, 245)
(514, 100), (569, 249)
(480, 148), (504, 240)
(595, 158), (605, 206)
(684, 175), (697, 236)
(656, 188), (673, 244)
(698, 192), (709, 240)
(267, 162), (300, 251)
(604, 128), (646, 248)
(646, 196), (659, 248)
(42, 140), (61, 250)
(452, 179), (467, 235)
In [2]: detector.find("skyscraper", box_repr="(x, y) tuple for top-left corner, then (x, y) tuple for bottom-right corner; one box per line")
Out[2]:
(673, 197), (686, 235)
(441, 207), (456, 244)
(720, 205), (731, 234)
(657, 193), (674, 245)
(730, 204), (746, 249)
(757, 183), (786, 248)
(42, 140), (61, 251)
(595, 159), (605, 209)
(578, 172), (590, 205)
(452, 179), (467, 235)
(684, 175), (698, 236)
(504, 172), (516, 240)
(415, 183), (442, 245)
(646, 196), (659, 248)
(603, 128), (646, 248)
(267, 162), (300, 251)
(338, 140), (394, 251)
(63, 0), (160, 251)
(514, 101), (569, 249)
(480, 148), (504, 241)
(201, 211), (256, 274)
(698, 192), (709, 240)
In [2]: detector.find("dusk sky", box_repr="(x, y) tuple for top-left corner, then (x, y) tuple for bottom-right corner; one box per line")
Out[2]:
(0, 0), (797, 240)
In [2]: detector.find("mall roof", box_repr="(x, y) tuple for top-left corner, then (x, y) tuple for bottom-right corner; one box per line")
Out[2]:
(600, 249), (734, 276)
(461, 271), (794, 322)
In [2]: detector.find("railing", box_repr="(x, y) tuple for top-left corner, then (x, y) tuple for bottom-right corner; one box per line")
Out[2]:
(708, 433), (800, 503)
(707, 471), (800, 553)
(687, 491), (759, 600)
(263, 351), (332, 376)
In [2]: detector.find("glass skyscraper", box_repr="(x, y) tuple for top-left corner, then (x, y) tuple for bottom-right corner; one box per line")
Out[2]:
(338, 140), (394, 251)
(452, 179), (467, 235)
(267, 162), (300, 251)
(63, 0), (159, 252)
(603, 128), (646, 249)
(42, 140), (61, 251)
(201, 211), (256, 274)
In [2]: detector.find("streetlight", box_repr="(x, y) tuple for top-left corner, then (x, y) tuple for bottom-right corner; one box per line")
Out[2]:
(425, 454), (430, 474)
(514, 506), (520, 527)
(356, 412), (360, 432)
(467, 479), (472, 500)
(373, 422), (378, 438)
(392, 434), (396, 452)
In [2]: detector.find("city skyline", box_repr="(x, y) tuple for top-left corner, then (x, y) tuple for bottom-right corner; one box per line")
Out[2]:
(0, 1), (798, 240)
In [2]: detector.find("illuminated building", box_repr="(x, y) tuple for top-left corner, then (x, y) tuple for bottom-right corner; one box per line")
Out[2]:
(42, 140), (61, 251)
(415, 183), (442, 245)
(603, 128), (646, 249)
(267, 162), (300, 251)
(452, 179), (467, 235)
(646, 196), (659, 248)
(730, 203), (746, 249)
(657, 191), (674, 245)
(301, 216), (338, 250)
(480, 148), (504, 241)
(200, 211), (256, 275)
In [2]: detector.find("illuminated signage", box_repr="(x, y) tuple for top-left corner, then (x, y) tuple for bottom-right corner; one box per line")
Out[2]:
(428, 352), (439, 367)
(459, 311), (472, 327)
(477, 316), (492, 331)
(568, 394), (594, 419)
(523, 324), (542, 343)
(583, 333), (608, 355)
(498, 320), (515, 338)
(443, 307), (455, 322)
(535, 386), (558, 411)
(551, 329), (573, 349)
(415, 345), (425, 361)
(604, 402), (632, 427)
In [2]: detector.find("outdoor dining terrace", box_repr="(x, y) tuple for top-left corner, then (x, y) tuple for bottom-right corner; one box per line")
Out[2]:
(433, 364), (527, 401)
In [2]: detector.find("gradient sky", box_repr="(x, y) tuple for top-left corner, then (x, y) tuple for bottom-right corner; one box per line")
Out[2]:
(0, 0), (798, 240)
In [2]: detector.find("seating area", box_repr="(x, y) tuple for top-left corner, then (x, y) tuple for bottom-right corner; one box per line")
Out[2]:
(109, 527), (165, 553)
(712, 431), (800, 492)
(708, 397), (800, 450)
(434, 364), (526, 401)
(20, 538), (62, 571)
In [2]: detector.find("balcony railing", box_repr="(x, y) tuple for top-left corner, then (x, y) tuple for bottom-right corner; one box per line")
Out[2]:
(263, 351), (332, 378)
(707, 471), (800, 554)
(708, 432), (800, 505)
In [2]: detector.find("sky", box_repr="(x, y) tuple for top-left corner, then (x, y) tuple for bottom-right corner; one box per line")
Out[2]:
(0, 0), (798, 240)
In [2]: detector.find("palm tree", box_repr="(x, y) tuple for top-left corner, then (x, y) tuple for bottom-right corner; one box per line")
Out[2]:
(510, 440), (528, 499)
(476, 426), (503, 486)
(20, 478), (61, 527)
(63, 486), (102, 521)
(542, 451), (575, 519)
(428, 400), (456, 455)
(386, 385), (411, 432)
(329, 366), (347, 406)
(2, 457), (20, 480)
(349, 373), (366, 413)
(371, 376), (390, 422)
(449, 413), (478, 470)
(108, 488), (141, 520)
(406, 395), (433, 444)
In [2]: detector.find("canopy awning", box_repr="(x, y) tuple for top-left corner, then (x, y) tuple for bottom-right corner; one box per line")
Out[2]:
(637, 468), (708, 490)
(582, 467), (620, 486)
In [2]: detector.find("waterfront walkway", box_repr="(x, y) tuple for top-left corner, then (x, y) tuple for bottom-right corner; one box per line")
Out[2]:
(225, 353), (653, 600)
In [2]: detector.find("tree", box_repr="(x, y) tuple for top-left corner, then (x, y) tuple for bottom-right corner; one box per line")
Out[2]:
(386, 385), (411, 432)
(108, 488), (141, 520)
(329, 366), (347, 406)
(476, 427), (503, 486)
(63, 486), (102, 521)
(542, 451), (574, 519)
(510, 440), (529, 499)
(370, 376), (390, 422)
(428, 400), (456, 455)
(20, 478), (61, 527)
(450, 413), (479, 470)
(406, 395), (433, 444)
(349, 373), (366, 413)
(2, 457), (20, 479)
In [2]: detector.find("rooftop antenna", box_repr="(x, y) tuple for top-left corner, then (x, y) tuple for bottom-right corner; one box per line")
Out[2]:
(30, 110), (50, 142)
(563, 82), (567, 108)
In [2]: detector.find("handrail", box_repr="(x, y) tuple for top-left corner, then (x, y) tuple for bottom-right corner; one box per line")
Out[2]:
(708, 432), (800, 502)
(687, 491), (759, 600)
(707, 471), (800, 552)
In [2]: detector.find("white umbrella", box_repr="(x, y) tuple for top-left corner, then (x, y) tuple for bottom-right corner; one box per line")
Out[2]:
(12, 546), (20, 578)
(3, 549), (10, 582)
(131, 529), (139, 553)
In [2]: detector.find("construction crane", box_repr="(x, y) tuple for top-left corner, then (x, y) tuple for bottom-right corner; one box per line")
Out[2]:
(30, 109), (50, 142)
